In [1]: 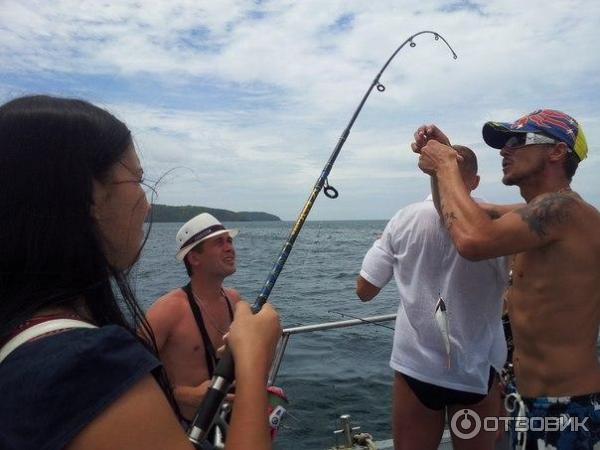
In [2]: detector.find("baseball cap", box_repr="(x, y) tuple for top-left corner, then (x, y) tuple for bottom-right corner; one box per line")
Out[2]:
(482, 109), (587, 160)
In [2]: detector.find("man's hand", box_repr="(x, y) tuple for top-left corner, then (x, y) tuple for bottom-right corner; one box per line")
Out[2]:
(411, 124), (451, 154)
(418, 140), (462, 175)
(194, 380), (212, 399)
(174, 380), (234, 420)
(410, 124), (454, 176)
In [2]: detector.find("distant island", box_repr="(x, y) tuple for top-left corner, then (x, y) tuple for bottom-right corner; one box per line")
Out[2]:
(148, 204), (281, 222)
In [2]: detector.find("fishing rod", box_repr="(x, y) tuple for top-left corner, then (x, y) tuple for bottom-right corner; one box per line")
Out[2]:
(187, 30), (457, 446)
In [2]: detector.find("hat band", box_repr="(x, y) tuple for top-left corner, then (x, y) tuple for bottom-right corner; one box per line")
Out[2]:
(180, 224), (225, 250)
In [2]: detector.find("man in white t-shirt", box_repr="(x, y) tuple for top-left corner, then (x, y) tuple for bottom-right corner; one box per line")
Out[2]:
(356, 145), (508, 450)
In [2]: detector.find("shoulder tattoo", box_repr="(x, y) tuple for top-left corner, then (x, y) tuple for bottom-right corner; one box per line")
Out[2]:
(515, 192), (576, 238)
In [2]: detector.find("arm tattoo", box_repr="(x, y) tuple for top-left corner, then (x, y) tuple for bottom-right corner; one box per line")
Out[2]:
(440, 201), (457, 229)
(515, 192), (575, 238)
(443, 211), (457, 229)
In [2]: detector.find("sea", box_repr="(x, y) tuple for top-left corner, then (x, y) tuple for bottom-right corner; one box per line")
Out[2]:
(133, 220), (400, 450)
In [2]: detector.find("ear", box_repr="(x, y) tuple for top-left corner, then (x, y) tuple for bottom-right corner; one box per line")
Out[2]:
(461, 172), (479, 191)
(186, 250), (202, 267)
(548, 142), (569, 163)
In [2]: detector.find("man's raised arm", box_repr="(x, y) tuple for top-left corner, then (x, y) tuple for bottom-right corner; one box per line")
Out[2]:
(416, 140), (573, 260)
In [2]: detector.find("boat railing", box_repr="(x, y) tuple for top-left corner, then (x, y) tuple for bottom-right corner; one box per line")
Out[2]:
(264, 313), (507, 450)
(268, 313), (396, 386)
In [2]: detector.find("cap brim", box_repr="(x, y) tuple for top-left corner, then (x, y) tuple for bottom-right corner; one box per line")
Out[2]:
(482, 121), (526, 149)
(175, 229), (239, 261)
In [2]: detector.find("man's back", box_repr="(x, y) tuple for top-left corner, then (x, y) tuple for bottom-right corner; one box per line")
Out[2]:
(364, 197), (508, 392)
(508, 192), (600, 397)
(358, 191), (507, 450)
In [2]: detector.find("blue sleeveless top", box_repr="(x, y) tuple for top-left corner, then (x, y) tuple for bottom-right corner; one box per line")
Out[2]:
(0, 325), (161, 450)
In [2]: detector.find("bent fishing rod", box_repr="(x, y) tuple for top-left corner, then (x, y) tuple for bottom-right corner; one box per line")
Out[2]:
(187, 30), (457, 446)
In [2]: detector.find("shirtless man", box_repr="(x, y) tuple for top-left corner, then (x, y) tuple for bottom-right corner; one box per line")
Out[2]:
(146, 213), (242, 422)
(413, 109), (600, 449)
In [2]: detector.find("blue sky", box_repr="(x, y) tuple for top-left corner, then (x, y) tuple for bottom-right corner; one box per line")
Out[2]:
(1, 0), (599, 220)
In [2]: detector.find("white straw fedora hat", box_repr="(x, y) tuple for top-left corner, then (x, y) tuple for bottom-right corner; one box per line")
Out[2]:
(175, 213), (238, 261)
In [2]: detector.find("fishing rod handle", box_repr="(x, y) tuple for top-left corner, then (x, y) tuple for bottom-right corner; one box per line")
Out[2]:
(187, 351), (235, 445)
(189, 299), (264, 445)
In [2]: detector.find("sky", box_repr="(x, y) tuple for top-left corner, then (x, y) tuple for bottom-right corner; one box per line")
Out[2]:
(1, 0), (599, 220)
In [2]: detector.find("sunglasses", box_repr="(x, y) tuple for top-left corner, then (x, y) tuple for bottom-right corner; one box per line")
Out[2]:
(504, 133), (559, 149)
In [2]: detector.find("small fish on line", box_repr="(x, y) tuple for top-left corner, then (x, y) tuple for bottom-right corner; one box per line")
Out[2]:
(434, 294), (451, 369)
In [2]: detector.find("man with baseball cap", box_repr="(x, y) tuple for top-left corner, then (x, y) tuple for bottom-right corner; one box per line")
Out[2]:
(146, 213), (242, 423)
(412, 109), (600, 449)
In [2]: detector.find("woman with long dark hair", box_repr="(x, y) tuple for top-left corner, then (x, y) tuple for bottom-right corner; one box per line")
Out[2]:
(0, 95), (281, 450)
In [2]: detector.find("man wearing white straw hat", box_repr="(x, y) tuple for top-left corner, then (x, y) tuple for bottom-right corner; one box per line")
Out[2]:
(146, 213), (242, 423)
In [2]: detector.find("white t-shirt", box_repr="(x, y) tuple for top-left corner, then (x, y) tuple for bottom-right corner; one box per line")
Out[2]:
(360, 196), (508, 394)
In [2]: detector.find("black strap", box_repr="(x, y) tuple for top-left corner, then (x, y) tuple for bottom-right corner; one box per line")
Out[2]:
(182, 283), (234, 378)
(220, 289), (234, 322)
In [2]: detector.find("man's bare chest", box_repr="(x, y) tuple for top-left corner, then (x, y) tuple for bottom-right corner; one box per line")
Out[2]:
(169, 309), (228, 355)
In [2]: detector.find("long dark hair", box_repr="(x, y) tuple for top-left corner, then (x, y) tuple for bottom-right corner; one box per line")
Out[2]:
(0, 95), (176, 410)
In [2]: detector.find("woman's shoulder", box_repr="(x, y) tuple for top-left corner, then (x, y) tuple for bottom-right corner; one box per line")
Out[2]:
(6, 324), (152, 360)
(0, 325), (161, 450)
(2, 324), (160, 389)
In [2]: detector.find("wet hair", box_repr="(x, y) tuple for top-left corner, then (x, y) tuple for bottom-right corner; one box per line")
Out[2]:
(184, 242), (205, 277)
(563, 150), (579, 181)
(452, 144), (478, 176)
(0, 95), (177, 412)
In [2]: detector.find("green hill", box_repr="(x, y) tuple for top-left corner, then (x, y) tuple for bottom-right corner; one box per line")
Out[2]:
(148, 204), (281, 222)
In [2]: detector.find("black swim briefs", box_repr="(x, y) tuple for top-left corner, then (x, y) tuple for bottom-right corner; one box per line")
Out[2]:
(400, 368), (496, 411)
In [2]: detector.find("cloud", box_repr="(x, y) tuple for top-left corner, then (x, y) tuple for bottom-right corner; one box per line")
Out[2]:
(1, 0), (599, 219)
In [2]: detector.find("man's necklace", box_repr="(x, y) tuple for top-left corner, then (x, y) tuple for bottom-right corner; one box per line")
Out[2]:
(191, 290), (230, 335)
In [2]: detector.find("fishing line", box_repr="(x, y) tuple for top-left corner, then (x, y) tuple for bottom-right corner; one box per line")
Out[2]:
(187, 30), (458, 447)
(328, 310), (395, 332)
(295, 221), (323, 285)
